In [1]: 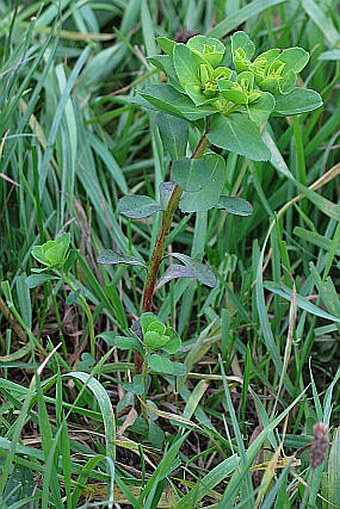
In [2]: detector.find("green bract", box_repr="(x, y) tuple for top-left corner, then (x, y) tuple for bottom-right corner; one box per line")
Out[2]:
(140, 313), (181, 354)
(31, 233), (71, 270)
(187, 35), (225, 67)
(142, 31), (321, 163)
(231, 33), (310, 96)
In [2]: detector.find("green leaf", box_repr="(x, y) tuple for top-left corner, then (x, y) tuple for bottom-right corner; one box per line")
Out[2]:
(140, 313), (158, 334)
(319, 49), (340, 61)
(26, 274), (60, 289)
(123, 375), (145, 395)
(31, 233), (71, 269)
(144, 331), (170, 351)
(264, 281), (340, 323)
(293, 227), (340, 256)
(172, 362), (187, 376)
(179, 153), (226, 212)
(90, 133), (128, 194)
(301, 0), (340, 48)
(155, 263), (198, 291)
(328, 428), (340, 507)
(139, 313), (182, 354)
(77, 353), (95, 371)
(274, 88), (323, 115)
(66, 289), (81, 306)
(115, 336), (142, 351)
(65, 372), (115, 460)
(216, 196), (253, 216)
(309, 263), (340, 327)
(147, 354), (175, 375)
(171, 253), (217, 288)
(185, 83), (216, 106)
(15, 272), (32, 330)
(118, 195), (161, 219)
(279, 47), (309, 73)
(251, 49), (281, 85)
(208, 113), (271, 161)
(97, 249), (146, 268)
(155, 112), (188, 160)
(162, 328), (181, 354)
(247, 91), (275, 125)
(172, 157), (213, 192)
(208, 0), (287, 38)
(159, 182), (176, 210)
(218, 79), (248, 104)
(173, 43), (203, 88)
(176, 455), (239, 509)
(148, 55), (183, 92)
(148, 321), (166, 335)
(187, 35), (225, 67)
(278, 69), (296, 94)
(139, 84), (214, 121)
(231, 31), (256, 60)
(148, 420), (165, 448)
(156, 36), (176, 56)
(98, 332), (142, 352)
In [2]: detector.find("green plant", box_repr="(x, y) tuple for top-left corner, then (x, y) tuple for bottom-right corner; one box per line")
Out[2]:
(98, 31), (322, 385)
(30, 233), (96, 358)
(31, 233), (71, 271)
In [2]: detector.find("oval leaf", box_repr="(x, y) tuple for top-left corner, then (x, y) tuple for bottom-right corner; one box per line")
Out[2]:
(156, 112), (188, 160)
(187, 35), (225, 67)
(172, 157), (213, 192)
(159, 181), (176, 210)
(274, 88), (323, 116)
(172, 362), (187, 376)
(171, 253), (217, 288)
(123, 374), (145, 395)
(26, 274), (60, 289)
(155, 264), (196, 291)
(148, 55), (183, 92)
(162, 329), (181, 354)
(179, 153), (226, 212)
(279, 47), (309, 73)
(97, 249), (146, 268)
(118, 195), (161, 219)
(139, 84), (214, 121)
(247, 92), (275, 126)
(98, 332), (142, 352)
(216, 196), (253, 216)
(148, 354), (175, 375)
(156, 36), (176, 56)
(208, 113), (271, 161)
(144, 331), (170, 351)
(231, 31), (256, 60)
(173, 43), (203, 88)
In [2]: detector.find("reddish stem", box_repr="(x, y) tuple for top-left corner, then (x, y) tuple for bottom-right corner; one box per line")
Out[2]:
(134, 131), (210, 374)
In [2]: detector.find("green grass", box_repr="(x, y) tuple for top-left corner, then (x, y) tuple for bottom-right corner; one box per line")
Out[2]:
(0, 0), (339, 507)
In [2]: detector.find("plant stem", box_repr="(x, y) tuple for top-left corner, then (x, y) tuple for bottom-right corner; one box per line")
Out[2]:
(142, 184), (183, 313)
(141, 359), (149, 423)
(0, 295), (28, 341)
(142, 131), (210, 313)
(64, 275), (96, 358)
(134, 131), (210, 375)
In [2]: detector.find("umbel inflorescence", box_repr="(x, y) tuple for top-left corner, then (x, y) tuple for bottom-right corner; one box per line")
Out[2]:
(138, 31), (322, 162)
